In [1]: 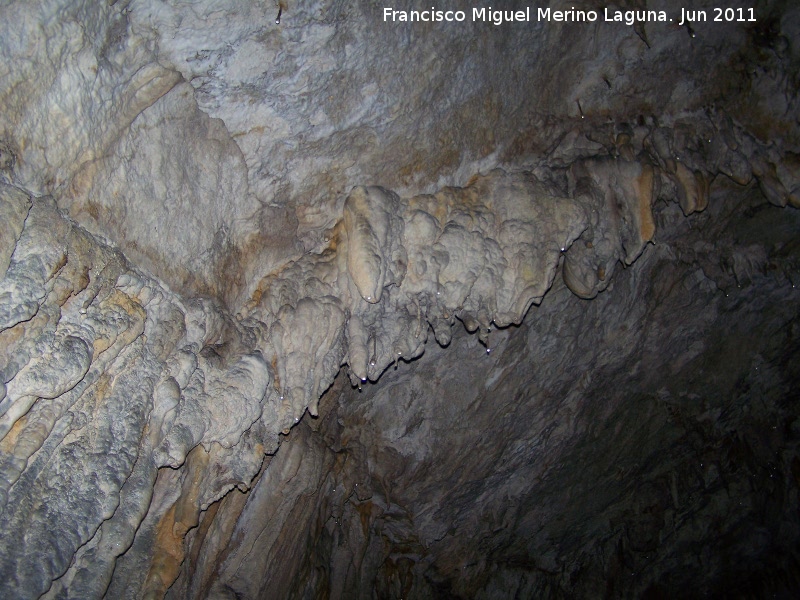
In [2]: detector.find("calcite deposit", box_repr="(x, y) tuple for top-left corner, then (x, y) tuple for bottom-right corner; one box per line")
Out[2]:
(0, 0), (799, 598)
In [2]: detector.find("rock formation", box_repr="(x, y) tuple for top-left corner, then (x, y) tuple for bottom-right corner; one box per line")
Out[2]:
(1, 0), (799, 598)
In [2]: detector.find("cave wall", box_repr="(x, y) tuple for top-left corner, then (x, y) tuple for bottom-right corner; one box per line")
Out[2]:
(0, 0), (799, 598)
(161, 181), (800, 599)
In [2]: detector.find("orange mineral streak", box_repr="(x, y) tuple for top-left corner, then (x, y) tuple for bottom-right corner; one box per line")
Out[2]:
(636, 164), (656, 243)
(142, 446), (209, 599)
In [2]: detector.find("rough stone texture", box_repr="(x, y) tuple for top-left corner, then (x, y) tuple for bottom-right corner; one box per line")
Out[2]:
(160, 180), (800, 599)
(0, 185), (280, 599)
(0, 0), (799, 598)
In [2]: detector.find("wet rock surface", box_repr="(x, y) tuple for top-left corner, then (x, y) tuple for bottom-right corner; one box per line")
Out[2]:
(0, 0), (799, 598)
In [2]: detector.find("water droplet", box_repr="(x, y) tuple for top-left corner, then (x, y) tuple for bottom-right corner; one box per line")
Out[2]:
(486, 348), (492, 354)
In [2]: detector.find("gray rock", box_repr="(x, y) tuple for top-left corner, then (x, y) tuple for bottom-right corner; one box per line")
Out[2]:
(0, 0), (798, 598)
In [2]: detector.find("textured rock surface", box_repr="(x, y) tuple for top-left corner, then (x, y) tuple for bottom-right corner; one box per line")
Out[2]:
(1, 0), (799, 598)
(0, 184), (279, 599)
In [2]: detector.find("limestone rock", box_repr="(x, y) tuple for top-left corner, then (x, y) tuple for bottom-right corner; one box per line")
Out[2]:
(0, 0), (799, 598)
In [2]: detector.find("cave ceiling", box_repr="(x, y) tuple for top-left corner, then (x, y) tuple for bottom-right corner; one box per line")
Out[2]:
(0, 0), (799, 598)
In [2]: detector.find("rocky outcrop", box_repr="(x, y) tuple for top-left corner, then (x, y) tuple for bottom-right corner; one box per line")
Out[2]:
(2, 113), (798, 595)
(0, 183), (278, 599)
(0, 0), (799, 598)
(164, 171), (800, 599)
(240, 110), (800, 432)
